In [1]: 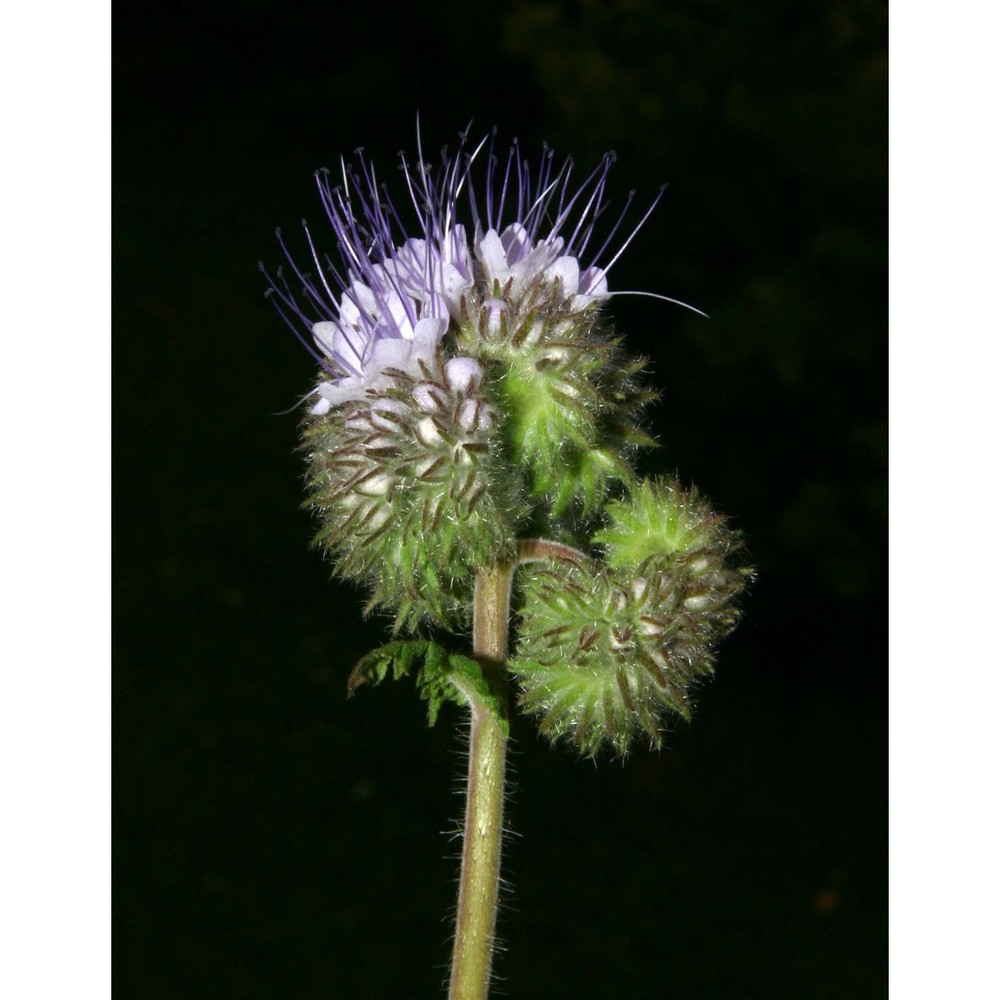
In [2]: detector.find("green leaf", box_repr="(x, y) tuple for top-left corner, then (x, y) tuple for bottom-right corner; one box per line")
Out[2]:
(347, 640), (508, 734)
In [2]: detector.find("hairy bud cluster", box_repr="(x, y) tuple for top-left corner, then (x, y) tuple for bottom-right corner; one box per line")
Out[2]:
(510, 479), (750, 756)
(457, 282), (656, 516)
(302, 356), (516, 630)
(266, 129), (751, 756)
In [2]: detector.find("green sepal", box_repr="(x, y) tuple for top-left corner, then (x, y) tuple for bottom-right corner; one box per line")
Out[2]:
(456, 294), (656, 518)
(348, 640), (509, 735)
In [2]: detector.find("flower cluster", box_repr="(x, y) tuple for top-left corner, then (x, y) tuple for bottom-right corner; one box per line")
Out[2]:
(264, 128), (749, 753)
(301, 353), (515, 630)
(263, 131), (657, 411)
(511, 480), (749, 755)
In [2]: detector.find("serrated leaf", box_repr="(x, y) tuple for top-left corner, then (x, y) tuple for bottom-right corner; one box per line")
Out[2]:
(442, 652), (509, 735)
(347, 640), (509, 735)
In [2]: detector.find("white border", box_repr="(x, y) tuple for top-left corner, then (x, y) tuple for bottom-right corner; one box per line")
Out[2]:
(891, 4), (1000, 993)
(1, 4), (111, 996)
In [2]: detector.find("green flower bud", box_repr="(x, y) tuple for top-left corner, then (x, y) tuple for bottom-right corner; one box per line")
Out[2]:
(302, 355), (517, 631)
(593, 478), (742, 573)
(457, 280), (656, 518)
(511, 479), (750, 756)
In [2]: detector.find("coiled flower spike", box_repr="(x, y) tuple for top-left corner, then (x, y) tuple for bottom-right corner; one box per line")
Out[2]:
(261, 128), (694, 629)
(262, 124), (746, 750)
(511, 479), (751, 756)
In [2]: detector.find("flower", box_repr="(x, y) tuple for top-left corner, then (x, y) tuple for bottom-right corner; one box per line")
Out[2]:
(262, 128), (664, 413)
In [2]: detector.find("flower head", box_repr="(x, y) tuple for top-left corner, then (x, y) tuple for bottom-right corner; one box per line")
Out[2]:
(262, 128), (663, 413)
(265, 127), (750, 750)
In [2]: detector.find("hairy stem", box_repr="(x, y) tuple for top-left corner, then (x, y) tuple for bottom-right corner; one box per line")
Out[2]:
(448, 562), (514, 1000)
(517, 537), (588, 566)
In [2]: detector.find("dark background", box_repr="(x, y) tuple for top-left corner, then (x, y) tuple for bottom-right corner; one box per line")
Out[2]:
(115, 1), (886, 996)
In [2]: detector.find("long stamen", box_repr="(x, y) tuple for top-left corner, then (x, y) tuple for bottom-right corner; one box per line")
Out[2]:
(259, 262), (334, 372)
(585, 185), (666, 290)
(563, 154), (616, 255)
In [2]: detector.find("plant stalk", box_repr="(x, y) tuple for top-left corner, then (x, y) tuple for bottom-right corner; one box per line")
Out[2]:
(447, 562), (514, 1000)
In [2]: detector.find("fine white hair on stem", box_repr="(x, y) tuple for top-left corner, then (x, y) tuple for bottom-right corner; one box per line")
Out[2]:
(606, 289), (710, 318)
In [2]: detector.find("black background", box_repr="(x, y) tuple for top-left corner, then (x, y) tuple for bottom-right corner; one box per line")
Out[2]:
(115, 1), (886, 996)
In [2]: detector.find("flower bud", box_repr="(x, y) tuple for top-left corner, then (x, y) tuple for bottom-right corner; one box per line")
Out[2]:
(510, 479), (750, 756)
(302, 356), (518, 630)
(444, 357), (484, 395)
(462, 318), (654, 516)
(594, 478), (744, 580)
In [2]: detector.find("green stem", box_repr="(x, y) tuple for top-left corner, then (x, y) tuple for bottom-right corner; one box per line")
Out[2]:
(448, 562), (514, 1000)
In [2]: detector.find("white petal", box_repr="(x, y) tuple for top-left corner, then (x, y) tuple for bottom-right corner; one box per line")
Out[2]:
(372, 336), (413, 371)
(439, 262), (474, 317)
(508, 243), (556, 297)
(312, 321), (338, 354)
(391, 239), (429, 295)
(330, 325), (367, 374)
(315, 377), (367, 407)
(475, 229), (511, 286)
(338, 294), (361, 327)
(457, 399), (482, 433)
(499, 223), (531, 264)
(349, 281), (378, 317)
(423, 292), (451, 323)
(579, 267), (610, 300)
(547, 256), (581, 296)
(412, 316), (447, 351)
(382, 290), (411, 335)
(396, 237), (428, 271)
(444, 224), (472, 272)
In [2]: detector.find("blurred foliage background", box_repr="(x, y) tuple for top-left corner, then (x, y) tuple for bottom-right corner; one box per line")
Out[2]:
(115, 0), (886, 996)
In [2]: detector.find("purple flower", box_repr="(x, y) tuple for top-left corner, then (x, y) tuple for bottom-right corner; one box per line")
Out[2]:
(262, 128), (664, 413)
